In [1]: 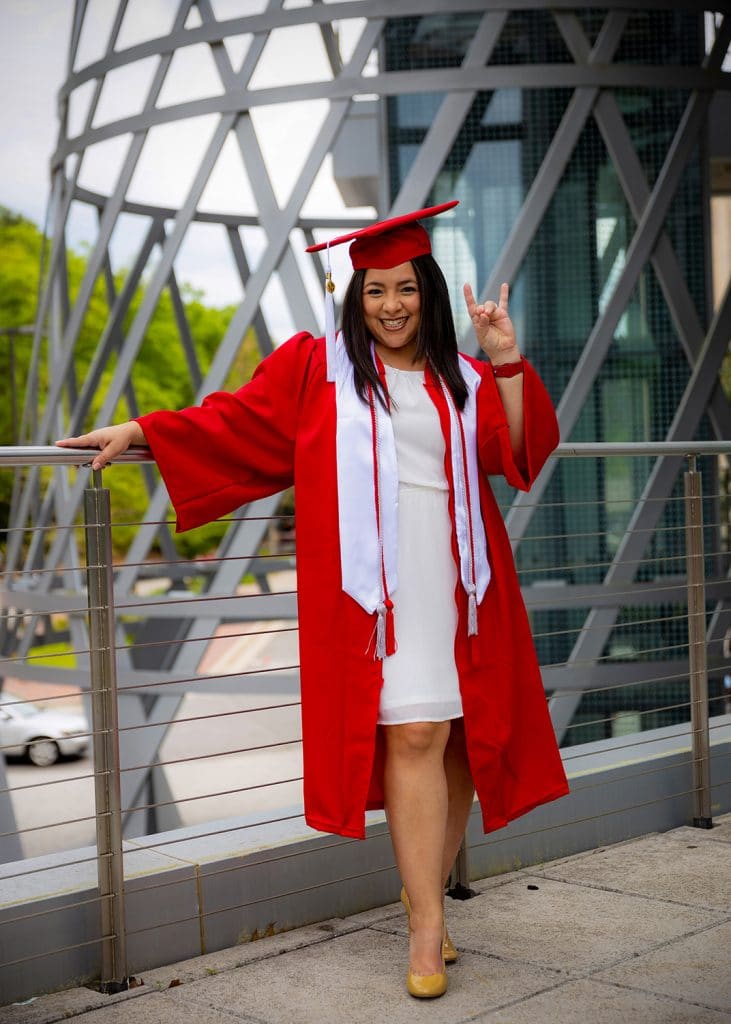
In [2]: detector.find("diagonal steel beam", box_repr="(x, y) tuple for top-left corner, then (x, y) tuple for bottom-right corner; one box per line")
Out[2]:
(99, 244), (181, 567)
(199, 0), (320, 336)
(33, 135), (151, 445)
(390, 9), (508, 216)
(70, 219), (164, 434)
(0, 757), (22, 863)
(226, 225), (273, 358)
(312, 0), (343, 78)
(159, 493), (285, 677)
(460, 9), (628, 351)
(117, 693), (183, 837)
(506, 12), (731, 548)
(66, 0), (88, 80)
(9, 173), (72, 568)
(13, 219), (165, 584)
(555, 10), (731, 442)
(167, 270), (203, 391)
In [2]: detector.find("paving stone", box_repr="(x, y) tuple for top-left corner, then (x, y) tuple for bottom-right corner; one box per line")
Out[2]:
(476, 977), (731, 1023)
(335, 901), (404, 928)
(0, 988), (119, 1024)
(469, 870), (530, 892)
(53, 992), (247, 1024)
(594, 919), (731, 1013)
(530, 833), (731, 910)
(137, 917), (367, 990)
(401, 876), (723, 974)
(164, 928), (562, 1024)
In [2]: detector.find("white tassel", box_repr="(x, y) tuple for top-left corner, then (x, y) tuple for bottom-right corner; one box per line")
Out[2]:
(375, 602), (386, 660)
(467, 585), (478, 637)
(325, 242), (336, 382)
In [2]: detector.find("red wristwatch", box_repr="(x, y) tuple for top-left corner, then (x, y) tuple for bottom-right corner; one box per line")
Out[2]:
(492, 357), (524, 378)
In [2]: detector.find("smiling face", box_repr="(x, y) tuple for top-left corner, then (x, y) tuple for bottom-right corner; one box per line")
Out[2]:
(361, 262), (422, 368)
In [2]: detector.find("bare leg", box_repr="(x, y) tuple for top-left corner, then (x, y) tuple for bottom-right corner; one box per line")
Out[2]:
(383, 721), (451, 976)
(441, 718), (475, 886)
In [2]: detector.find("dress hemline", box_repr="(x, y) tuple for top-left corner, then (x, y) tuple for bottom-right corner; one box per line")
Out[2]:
(377, 712), (464, 726)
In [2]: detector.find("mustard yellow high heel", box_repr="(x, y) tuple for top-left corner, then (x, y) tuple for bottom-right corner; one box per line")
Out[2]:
(402, 903), (448, 997)
(400, 886), (459, 963)
(406, 962), (448, 999)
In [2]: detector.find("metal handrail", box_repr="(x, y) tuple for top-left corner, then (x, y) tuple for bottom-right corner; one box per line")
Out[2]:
(1, 440), (730, 467)
(0, 446), (153, 466)
(0, 441), (728, 994)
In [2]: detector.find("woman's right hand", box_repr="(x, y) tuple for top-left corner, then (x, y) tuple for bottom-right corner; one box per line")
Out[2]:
(55, 421), (146, 471)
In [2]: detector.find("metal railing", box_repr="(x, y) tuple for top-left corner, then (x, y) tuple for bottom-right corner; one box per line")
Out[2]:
(0, 441), (729, 1000)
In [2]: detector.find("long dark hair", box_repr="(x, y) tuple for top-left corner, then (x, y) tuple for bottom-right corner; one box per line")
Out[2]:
(340, 253), (469, 411)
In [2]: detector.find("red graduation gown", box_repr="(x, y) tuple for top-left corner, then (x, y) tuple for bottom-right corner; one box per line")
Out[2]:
(136, 332), (569, 839)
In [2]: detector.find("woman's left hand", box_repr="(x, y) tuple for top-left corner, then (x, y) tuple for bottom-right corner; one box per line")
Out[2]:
(463, 282), (520, 364)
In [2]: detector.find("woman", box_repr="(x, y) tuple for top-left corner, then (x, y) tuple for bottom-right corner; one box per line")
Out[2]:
(58, 201), (569, 999)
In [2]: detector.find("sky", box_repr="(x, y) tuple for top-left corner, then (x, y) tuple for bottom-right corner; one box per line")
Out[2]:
(0, 0), (375, 323)
(2, 0), (75, 229)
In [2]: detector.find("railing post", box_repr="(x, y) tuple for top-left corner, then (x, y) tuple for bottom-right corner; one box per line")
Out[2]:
(683, 455), (713, 829)
(447, 835), (477, 900)
(84, 471), (129, 992)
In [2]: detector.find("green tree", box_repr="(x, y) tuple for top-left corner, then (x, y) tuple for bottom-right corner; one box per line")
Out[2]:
(0, 208), (263, 557)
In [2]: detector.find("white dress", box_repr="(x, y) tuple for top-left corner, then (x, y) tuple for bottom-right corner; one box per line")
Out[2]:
(377, 365), (464, 725)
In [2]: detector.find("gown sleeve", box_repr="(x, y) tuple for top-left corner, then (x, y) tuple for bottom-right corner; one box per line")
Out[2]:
(476, 358), (559, 490)
(134, 332), (316, 532)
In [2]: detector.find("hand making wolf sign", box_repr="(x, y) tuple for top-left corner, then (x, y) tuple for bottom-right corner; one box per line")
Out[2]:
(463, 282), (520, 365)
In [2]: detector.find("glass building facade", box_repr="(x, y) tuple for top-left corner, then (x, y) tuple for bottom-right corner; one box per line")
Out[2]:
(384, 10), (717, 745)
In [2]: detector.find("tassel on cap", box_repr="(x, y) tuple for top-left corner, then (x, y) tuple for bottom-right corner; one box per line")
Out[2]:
(324, 242), (336, 382)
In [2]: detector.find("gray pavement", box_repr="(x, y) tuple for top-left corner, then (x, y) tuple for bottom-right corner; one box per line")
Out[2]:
(4, 814), (730, 1024)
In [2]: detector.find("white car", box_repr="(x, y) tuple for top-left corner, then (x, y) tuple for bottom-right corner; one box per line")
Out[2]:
(0, 694), (89, 766)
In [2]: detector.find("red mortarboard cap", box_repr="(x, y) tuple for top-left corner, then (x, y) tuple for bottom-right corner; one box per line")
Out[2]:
(305, 200), (458, 270)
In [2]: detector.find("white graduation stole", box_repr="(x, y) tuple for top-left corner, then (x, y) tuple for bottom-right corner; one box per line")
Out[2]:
(333, 333), (490, 657)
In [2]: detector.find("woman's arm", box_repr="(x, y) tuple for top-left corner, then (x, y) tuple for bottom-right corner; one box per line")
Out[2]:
(56, 421), (146, 471)
(56, 332), (316, 532)
(463, 282), (524, 463)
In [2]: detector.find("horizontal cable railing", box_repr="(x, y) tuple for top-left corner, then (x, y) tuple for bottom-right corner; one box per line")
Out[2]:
(0, 442), (728, 995)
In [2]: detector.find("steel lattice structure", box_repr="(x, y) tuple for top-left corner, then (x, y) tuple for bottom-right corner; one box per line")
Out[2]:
(1, 1), (730, 856)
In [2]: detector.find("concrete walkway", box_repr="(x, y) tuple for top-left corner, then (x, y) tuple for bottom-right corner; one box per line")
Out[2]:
(4, 815), (730, 1024)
